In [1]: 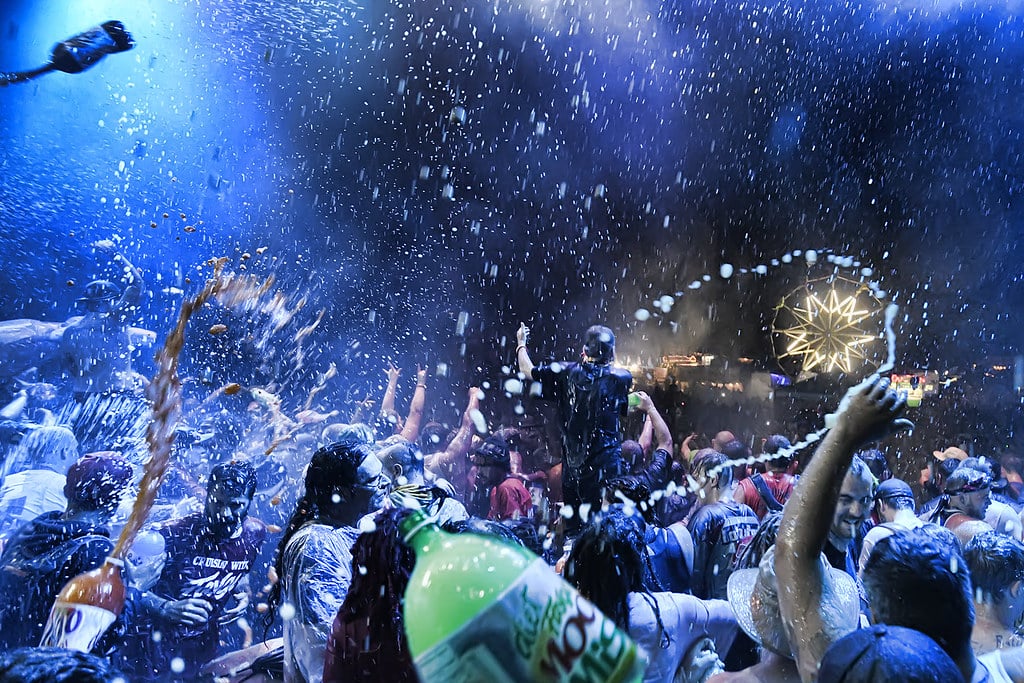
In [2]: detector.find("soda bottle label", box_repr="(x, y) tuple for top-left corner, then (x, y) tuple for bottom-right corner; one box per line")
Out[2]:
(39, 601), (116, 653)
(415, 558), (642, 683)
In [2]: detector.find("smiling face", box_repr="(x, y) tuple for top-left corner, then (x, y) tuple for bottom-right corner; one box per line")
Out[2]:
(832, 468), (874, 543)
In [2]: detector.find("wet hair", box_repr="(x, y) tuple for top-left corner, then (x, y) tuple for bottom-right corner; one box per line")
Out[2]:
(325, 507), (417, 683)
(763, 435), (793, 469)
(861, 525), (974, 660)
(732, 512), (783, 571)
(322, 422), (375, 448)
(3, 425), (78, 476)
(376, 438), (423, 477)
(847, 455), (873, 485)
(962, 456), (999, 481)
(606, 475), (656, 523)
(442, 517), (525, 547)
(418, 422), (450, 454)
(503, 519), (544, 556)
(564, 507), (670, 647)
(964, 531), (1024, 604)
(691, 450), (732, 489)
(856, 449), (892, 482)
(208, 461), (257, 498)
(620, 440), (644, 471)
(582, 325), (615, 364)
(266, 442), (371, 632)
(0, 647), (118, 682)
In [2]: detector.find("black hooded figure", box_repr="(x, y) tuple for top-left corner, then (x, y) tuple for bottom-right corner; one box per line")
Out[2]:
(519, 324), (632, 535)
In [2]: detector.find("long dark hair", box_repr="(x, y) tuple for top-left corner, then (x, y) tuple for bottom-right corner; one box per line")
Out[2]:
(563, 507), (670, 646)
(264, 442), (368, 632)
(323, 507), (417, 683)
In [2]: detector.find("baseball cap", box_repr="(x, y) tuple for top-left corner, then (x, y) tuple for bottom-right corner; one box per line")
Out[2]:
(64, 453), (134, 510)
(933, 446), (969, 463)
(817, 625), (964, 682)
(874, 478), (914, 503)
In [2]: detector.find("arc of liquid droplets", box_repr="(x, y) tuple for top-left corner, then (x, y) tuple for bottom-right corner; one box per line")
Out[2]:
(112, 259), (275, 560)
(623, 303), (902, 518)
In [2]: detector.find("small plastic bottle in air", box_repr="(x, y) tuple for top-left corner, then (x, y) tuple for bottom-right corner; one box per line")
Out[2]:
(400, 508), (645, 682)
(1, 21), (134, 86)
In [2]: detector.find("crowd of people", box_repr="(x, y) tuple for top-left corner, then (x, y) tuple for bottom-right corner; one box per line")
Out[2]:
(4, 260), (1024, 682)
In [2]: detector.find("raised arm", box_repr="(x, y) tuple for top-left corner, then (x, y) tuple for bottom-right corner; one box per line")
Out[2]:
(424, 387), (480, 476)
(775, 377), (912, 682)
(380, 363), (401, 425)
(638, 392), (673, 456)
(93, 239), (144, 318)
(633, 391), (673, 491)
(399, 366), (428, 442)
(515, 323), (535, 381)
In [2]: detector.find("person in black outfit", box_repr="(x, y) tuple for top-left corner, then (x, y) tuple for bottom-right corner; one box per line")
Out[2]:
(515, 322), (631, 534)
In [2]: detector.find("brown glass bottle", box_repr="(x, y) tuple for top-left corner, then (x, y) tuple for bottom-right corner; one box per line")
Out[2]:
(39, 556), (125, 652)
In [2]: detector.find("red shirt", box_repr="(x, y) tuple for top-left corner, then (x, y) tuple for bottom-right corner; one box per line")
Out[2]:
(736, 471), (795, 519)
(488, 476), (533, 521)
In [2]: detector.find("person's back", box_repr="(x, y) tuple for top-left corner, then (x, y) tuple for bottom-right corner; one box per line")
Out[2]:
(0, 467), (68, 541)
(689, 499), (759, 600)
(0, 509), (112, 649)
(735, 470), (794, 520)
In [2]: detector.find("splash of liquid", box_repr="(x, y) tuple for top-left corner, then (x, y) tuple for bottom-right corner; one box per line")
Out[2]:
(111, 259), (274, 560)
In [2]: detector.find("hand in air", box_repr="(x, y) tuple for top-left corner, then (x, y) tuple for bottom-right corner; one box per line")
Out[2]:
(385, 363), (400, 383)
(516, 323), (529, 347)
(839, 375), (914, 445)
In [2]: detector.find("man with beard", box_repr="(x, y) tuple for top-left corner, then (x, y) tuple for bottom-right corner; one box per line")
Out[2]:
(131, 462), (266, 681)
(823, 456), (875, 579)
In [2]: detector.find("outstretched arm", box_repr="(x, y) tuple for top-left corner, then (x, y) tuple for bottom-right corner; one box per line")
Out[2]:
(775, 377), (912, 682)
(515, 323), (535, 381)
(399, 366), (428, 442)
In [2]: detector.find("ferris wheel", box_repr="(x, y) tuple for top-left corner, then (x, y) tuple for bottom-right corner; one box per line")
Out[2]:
(772, 276), (884, 376)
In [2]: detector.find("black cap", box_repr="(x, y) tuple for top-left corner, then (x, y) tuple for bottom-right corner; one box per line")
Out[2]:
(817, 625), (964, 683)
(76, 279), (121, 303)
(874, 478), (914, 502)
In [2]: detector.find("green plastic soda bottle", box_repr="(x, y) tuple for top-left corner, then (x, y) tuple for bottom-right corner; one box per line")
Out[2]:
(400, 509), (645, 682)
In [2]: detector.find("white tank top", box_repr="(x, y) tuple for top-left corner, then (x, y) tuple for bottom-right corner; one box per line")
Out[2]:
(978, 651), (1014, 683)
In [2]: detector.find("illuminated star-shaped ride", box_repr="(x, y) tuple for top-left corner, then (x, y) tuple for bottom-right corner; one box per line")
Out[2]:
(774, 281), (880, 374)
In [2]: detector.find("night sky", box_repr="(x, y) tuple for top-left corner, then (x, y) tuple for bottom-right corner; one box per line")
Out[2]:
(1, 0), (1023, 407)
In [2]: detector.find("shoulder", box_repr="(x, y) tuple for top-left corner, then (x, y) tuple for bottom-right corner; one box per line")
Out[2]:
(611, 367), (632, 383)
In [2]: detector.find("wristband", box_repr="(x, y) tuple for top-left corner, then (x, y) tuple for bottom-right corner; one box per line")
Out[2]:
(516, 345), (527, 354)
(417, 383), (427, 388)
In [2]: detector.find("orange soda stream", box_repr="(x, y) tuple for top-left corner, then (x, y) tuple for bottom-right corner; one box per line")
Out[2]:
(40, 259), (273, 651)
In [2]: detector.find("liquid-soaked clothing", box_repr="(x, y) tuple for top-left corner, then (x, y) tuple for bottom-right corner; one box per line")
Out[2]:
(532, 360), (631, 527)
(131, 513), (266, 680)
(687, 500), (758, 600)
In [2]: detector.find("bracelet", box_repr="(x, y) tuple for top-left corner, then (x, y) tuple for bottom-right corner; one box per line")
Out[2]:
(516, 345), (527, 354)
(417, 383), (427, 388)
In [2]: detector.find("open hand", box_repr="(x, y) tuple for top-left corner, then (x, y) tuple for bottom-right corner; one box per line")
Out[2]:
(516, 323), (529, 346)
(838, 376), (914, 445)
